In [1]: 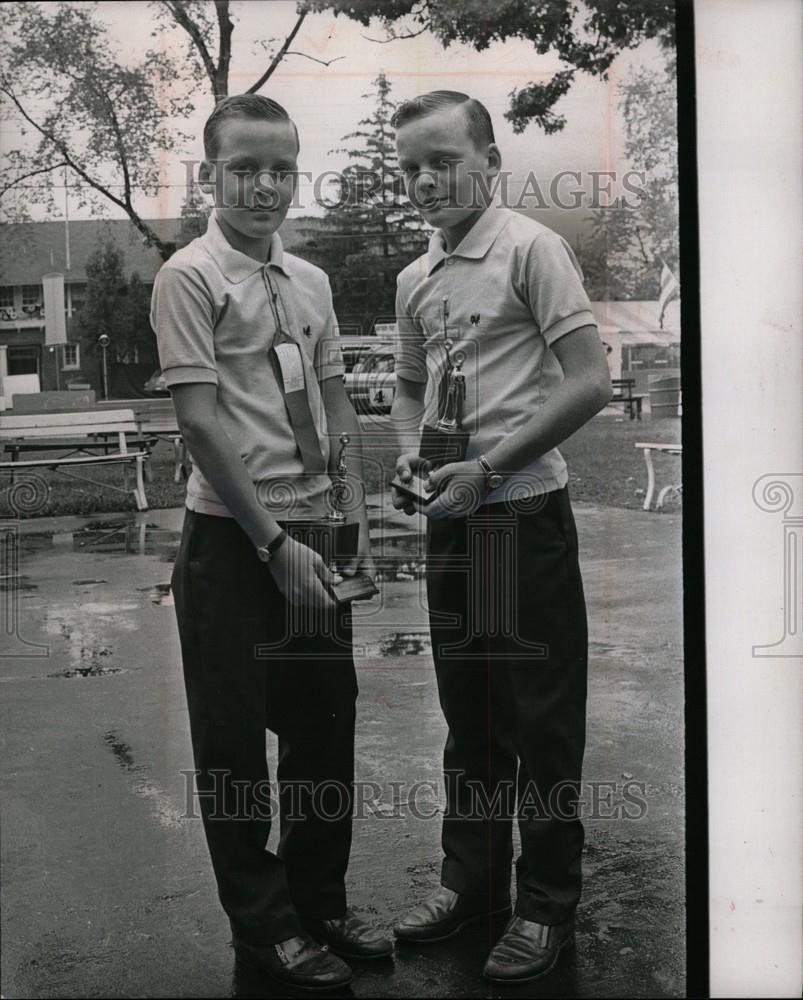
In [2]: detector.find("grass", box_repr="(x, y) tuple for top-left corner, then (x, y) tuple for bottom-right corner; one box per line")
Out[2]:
(1, 412), (682, 519)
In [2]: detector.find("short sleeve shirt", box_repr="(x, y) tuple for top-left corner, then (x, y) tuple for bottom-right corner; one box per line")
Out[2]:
(394, 206), (599, 502)
(150, 211), (345, 518)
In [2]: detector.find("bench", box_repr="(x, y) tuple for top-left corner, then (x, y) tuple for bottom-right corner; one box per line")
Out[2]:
(635, 442), (682, 510)
(611, 378), (647, 420)
(0, 409), (148, 511)
(95, 398), (189, 483)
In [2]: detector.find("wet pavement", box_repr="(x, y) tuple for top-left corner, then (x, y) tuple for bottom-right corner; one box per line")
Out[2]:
(1, 497), (685, 997)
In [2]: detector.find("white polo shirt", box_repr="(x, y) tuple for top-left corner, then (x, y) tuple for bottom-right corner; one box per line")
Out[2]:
(394, 206), (598, 502)
(150, 211), (345, 518)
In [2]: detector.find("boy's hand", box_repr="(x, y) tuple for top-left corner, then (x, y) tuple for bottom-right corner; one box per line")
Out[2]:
(422, 460), (487, 520)
(269, 536), (335, 610)
(391, 453), (431, 516)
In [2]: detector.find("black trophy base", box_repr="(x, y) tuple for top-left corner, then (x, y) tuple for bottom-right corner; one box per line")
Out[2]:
(390, 471), (437, 506)
(278, 518), (377, 603)
(391, 424), (470, 505)
(331, 572), (379, 604)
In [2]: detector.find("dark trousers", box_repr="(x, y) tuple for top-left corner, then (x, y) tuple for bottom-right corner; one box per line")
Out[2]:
(170, 510), (358, 944)
(426, 488), (588, 925)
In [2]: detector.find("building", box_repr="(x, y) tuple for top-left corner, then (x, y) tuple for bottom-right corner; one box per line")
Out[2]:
(0, 215), (323, 405)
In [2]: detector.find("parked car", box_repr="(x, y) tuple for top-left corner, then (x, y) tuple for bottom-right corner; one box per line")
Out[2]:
(344, 349), (396, 414)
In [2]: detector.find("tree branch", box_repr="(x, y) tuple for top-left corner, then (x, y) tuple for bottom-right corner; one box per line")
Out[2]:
(161, 0), (218, 93)
(284, 50), (345, 67)
(361, 25), (429, 44)
(0, 83), (170, 258)
(214, 0), (233, 99)
(0, 160), (69, 199)
(246, 10), (308, 94)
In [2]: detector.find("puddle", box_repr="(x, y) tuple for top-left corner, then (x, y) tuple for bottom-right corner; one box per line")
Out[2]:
(19, 521), (180, 560)
(363, 631), (432, 656)
(136, 583), (174, 607)
(104, 730), (186, 829)
(49, 663), (124, 679)
(0, 574), (37, 592)
(71, 579), (108, 586)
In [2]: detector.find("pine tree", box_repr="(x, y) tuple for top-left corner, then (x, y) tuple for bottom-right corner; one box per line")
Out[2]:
(176, 181), (212, 250)
(303, 72), (428, 334)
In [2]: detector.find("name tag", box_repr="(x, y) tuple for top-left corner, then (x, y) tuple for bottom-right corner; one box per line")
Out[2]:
(274, 342), (306, 393)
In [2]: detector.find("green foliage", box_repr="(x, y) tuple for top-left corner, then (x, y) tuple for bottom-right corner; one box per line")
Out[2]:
(77, 242), (157, 364)
(301, 72), (428, 333)
(304, 0), (676, 132)
(576, 55), (679, 300)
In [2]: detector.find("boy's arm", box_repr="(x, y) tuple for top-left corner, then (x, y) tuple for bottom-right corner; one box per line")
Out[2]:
(424, 327), (611, 518)
(389, 281), (431, 514)
(424, 232), (612, 518)
(319, 374), (373, 577)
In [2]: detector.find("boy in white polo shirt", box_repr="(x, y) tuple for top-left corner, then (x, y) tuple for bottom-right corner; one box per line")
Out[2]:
(151, 95), (391, 991)
(389, 91), (612, 983)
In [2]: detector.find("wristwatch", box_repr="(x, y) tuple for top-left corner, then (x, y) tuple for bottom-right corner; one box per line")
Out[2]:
(256, 529), (288, 564)
(477, 454), (504, 491)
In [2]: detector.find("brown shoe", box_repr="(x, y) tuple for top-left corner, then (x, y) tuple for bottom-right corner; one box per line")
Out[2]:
(482, 916), (575, 983)
(305, 908), (394, 960)
(394, 886), (511, 943)
(232, 931), (352, 991)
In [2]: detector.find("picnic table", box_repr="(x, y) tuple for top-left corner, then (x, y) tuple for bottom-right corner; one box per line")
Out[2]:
(0, 409), (148, 511)
(611, 378), (647, 420)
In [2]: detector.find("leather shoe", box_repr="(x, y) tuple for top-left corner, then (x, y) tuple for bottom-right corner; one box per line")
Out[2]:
(394, 886), (511, 943)
(482, 915), (575, 982)
(232, 931), (352, 991)
(305, 908), (394, 960)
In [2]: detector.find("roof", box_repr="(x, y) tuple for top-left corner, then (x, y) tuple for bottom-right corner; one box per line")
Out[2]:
(0, 215), (323, 286)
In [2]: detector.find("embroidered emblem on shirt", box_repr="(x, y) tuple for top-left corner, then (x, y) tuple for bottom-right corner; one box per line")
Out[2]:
(470, 314), (481, 326)
(302, 325), (311, 337)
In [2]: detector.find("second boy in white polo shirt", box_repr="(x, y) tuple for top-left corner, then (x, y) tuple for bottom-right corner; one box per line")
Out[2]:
(390, 90), (612, 983)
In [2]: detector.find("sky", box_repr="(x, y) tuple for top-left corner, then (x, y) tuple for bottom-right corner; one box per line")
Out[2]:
(1, 0), (673, 242)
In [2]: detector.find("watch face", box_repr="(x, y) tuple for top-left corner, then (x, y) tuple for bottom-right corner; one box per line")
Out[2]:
(489, 474), (504, 488)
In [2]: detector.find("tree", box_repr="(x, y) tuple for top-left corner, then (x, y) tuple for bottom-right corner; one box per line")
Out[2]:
(76, 242), (156, 372)
(176, 181), (212, 249)
(301, 72), (428, 333)
(308, 0), (676, 133)
(576, 55), (679, 300)
(0, 1), (343, 259)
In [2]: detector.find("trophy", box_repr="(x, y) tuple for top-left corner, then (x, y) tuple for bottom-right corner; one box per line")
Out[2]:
(280, 433), (378, 604)
(392, 298), (470, 505)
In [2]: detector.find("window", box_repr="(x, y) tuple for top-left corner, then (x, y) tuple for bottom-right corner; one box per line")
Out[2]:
(21, 285), (41, 306)
(114, 344), (140, 364)
(62, 343), (80, 370)
(7, 346), (40, 376)
(0, 287), (14, 310)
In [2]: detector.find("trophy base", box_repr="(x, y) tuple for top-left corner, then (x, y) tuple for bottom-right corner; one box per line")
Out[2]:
(278, 518), (377, 603)
(390, 471), (438, 506)
(390, 424), (470, 504)
(331, 572), (379, 604)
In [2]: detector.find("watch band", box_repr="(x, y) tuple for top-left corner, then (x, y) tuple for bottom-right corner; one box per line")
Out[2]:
(477, 454), (504, 490)
(266, 529), (288, 553)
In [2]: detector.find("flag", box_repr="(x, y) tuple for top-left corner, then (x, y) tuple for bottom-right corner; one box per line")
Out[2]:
(658, 260), (680, 329)
(42, 272), (67, 345)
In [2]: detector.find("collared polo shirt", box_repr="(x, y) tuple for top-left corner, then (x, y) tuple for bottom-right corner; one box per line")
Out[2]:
(394, 206), (598, 503)
(150, 211), (345, 518)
